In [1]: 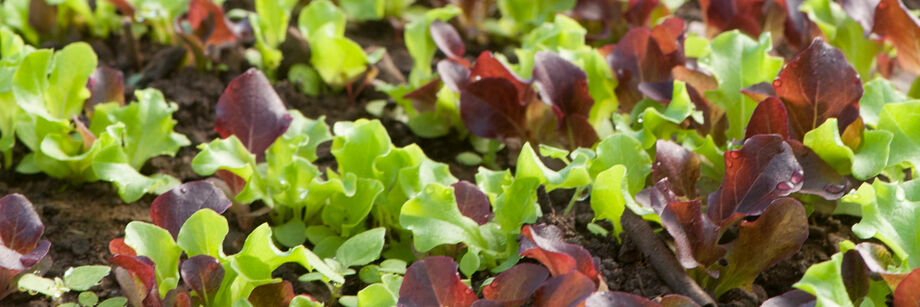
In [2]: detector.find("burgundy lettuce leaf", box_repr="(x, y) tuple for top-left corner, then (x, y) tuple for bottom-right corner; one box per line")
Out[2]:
(624, 0), (663, 27)
(894, 268), (920, 307)
(459, 77), (527, 140)
(852, 242), (908, 289)
(469, 52), (535, 105)
(698, 0), (766, 37)
(773, 38), (862, 141)
(532, 272), (596, 307)
(438, 60), (471, 93)
(743, 98), (849, 200)
(651, 140), (701, 198)
(873, 0), (920, 74)
(183, 0), (237, 48)
(111, 255), (160, 307)
(840, 0), (879, 33)
(745, 97), (789, 140)
(586, 291), (699, 307)
(215, 68), (293, 160)
(452, 181), (493, 225)
(607, 17), (685, 110)
(0, 194), (49, 271)
(404, 78), (444, 113)
(532, 51), (598, 148)
(164, 289), (192, 307)
(85, 66), (126, 114)
(248, 281), (295, 307)
(109, 238), (136, 256)
(150, 181), (232, 239)
(739, 82), (776, 104)
(181, 255), (224, 304)
(707, 135), (803, 225)
(787, 141), (850, 200)
(777, 0), (819, 49)
(478, 263), (549, 307)
(761, 290), (816, 307)
(717, 198), (808, 295)
(430, 20), (466, 63)
(398, 256), (477, 307)
(841, 249), (870, 304)
(641, 179), (724, 271)
(519, 224), (599, 284)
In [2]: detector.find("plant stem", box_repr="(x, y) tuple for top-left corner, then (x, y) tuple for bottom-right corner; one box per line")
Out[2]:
(563, 186), (585, 215)
(621, 210), (717, 306)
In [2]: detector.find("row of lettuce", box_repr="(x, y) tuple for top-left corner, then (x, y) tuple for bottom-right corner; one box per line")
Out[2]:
(4, 0), (920, 306)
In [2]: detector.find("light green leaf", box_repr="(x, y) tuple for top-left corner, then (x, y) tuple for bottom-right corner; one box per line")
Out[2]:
(17, 274), (64, 298)
(400, 184), (485, 252)
(177, 209), (229, 259)
(700, 31), (783, 140)
(63, 265), (111, 291)
(124, 221), (181, 297)
(335, 227), (385, 268)
(860, 78), (908, 127)
(339, 0), (384, 21)
(877, 101), (920, 169)
(404, 6), (460, 85)
(297, 0), (346, 40)
(589, 134), (652, 195)
(356, 283), (397, 307)
(849, 181), (920, 269)
(800, 0), (881, 79)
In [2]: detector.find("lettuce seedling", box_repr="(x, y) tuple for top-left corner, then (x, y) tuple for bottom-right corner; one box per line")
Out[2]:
(0, 27), (33, 168)
(0, 194), (51, 300)
(296, 0), (369, 90)
(249, 0), (297, 78)
(108, 181), (341, 307)
(397, 225), (700, 307)
(175, 0), (243, 69)
(17, 265), (128, 307)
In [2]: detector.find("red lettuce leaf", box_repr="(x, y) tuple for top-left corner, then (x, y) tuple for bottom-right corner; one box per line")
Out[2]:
(86, 66), (126, 114)
(215, 68), (293, 160)
(431, 20), (466, 63)
(248, 281), (294, 307)
(873, 0), (920, 74)
(459, 77), (527, 140)
(698, 0), (766, 37)
(717, 198), (808, 295)
(607, 17), (685, 110)
(452, 181), (493, 225)
(651, 140), (701, 198)
(745, 97), (789, 140)
(184, 0), (237, 48)
(776, 0), (819, 49)
(743, 98), (849, 199)
(398, 256), (477, 307)
(532, 272), (596, 307)
(773, 38), (862, 141)
(894, 268), (920, 307)
(181, 255), (224, 304)
(479, 263), (549, 307)
(520, 224), (599, 284)
(761, 290), (816, 307)
(150, 181), (232, 239)
(109, 238), (137, 257)
(740, 82), (776, 104)
(0, 194), (49, 271)
(404, 78), (444, 113)
(164, 289), (191, 307)
(624, 0), (663, 27)
(469, 52), (535, 105)
(841, 249), (870, 304)
(438, 60), (471, 93)
(707, 135), (803, 225)
(111, 255), (160, 307)
(533, 51), (598, 148)
(641, 180), (724, 270)
(840, 0), (879, 33)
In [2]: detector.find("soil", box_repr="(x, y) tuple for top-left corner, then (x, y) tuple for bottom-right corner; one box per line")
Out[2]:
(0, 1), (865, 306)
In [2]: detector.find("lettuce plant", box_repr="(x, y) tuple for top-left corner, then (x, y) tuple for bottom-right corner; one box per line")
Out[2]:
(0, 194), (51, 301)
(2, 36), (189, 202)
(247, 0), (296, 79)
(293, 0), (369, 94)
(108, 181), (340, 307)
(17, 265), (128, 307)
(396, 224), (699, 307)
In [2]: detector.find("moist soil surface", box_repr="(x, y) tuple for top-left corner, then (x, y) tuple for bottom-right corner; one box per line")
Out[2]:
(1, 3), (864, 306)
